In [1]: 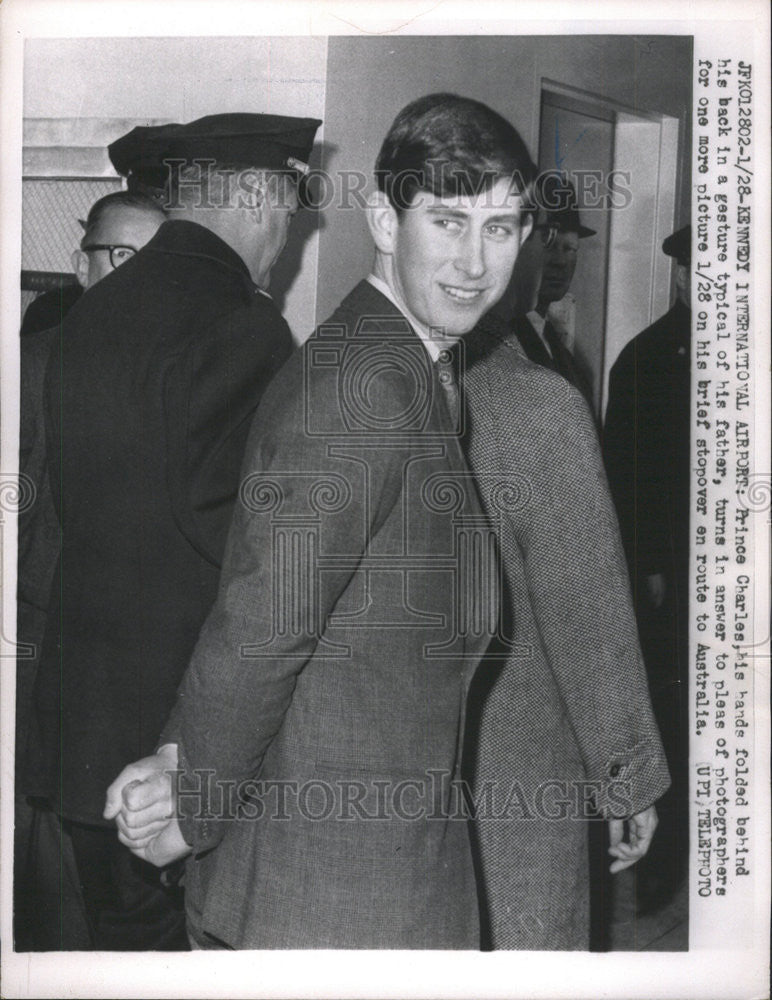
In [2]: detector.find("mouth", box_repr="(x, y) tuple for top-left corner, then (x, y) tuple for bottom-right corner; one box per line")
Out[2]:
(439, 284), (487, 303)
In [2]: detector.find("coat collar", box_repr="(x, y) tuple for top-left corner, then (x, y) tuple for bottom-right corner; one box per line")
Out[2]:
(511, 311), (555, 369)
(144, 220), (257, 297)
(337, 278), (414, 328)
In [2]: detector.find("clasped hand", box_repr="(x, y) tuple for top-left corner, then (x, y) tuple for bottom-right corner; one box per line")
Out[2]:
(104, 744), (191, 867)
(608, 805), (658, 873)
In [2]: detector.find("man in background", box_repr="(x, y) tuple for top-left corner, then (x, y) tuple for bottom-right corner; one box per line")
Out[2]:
(20, 190), (166, 335)
(492, 173), (596, 410)
(603, 223), (691, 911)
(20, 112), (320, 950)
(19, 190), (167, 694)
(69, 190), (168, 290)
(15, 190), (166, 950)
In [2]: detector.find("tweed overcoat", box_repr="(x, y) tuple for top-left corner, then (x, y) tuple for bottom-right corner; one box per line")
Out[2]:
(459, 317), (670, 949)
(27, 220), (294, 825)
(160, 280), (497, 949)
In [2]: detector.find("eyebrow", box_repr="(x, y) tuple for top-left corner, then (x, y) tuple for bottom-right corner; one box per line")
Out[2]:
(425, 207), (521, 223)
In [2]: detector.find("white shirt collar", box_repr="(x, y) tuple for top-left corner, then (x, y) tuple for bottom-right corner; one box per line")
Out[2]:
(366, 274), (446, 362)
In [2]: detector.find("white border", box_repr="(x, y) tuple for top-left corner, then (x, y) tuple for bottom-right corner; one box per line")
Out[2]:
(1, 2), (769, 998)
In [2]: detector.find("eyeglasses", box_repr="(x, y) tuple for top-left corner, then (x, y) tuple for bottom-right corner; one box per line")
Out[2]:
(81, 244), (138, 269)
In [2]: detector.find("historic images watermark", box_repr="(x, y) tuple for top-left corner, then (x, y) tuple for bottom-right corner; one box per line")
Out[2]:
(170, 768), (636, 823)
(160, 161), (635, 213)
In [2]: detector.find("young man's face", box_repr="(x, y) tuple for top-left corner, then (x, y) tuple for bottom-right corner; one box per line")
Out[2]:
(390, 177), (531, 340)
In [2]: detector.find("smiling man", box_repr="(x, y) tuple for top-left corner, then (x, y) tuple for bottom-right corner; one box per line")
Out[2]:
(107, 93), (535, 949)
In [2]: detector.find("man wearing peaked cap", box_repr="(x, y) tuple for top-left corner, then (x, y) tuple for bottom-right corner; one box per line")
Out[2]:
(108, 113), (322, 199)
(603, 223), (692, 913)
(23, 112), (320, 950)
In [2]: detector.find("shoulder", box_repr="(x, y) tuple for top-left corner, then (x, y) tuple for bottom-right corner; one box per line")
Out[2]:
(230, 291), (293, 340)
(309, 281), (433, 421)
(21, 285), (83, 336)
(612, 305), (683, 375)
(465, 318), (590, 423)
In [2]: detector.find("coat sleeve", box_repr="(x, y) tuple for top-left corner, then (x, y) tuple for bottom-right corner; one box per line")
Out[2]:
(160, 348), (415, 852)
(483, 357), (671, 818)
(162, 295), (294, 568)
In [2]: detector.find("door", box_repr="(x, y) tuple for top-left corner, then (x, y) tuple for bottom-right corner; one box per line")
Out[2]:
(539, 85), (679, 417)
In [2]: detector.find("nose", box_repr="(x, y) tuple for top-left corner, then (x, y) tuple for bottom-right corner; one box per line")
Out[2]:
(454, 229), (485, 279)
(547, 247), (568, 269)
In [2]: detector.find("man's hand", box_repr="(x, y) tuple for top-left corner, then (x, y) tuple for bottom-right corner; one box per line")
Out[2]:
(125, 814), (191, 867)
(608, 805), (658, 874)
(104, 744), (179, 845)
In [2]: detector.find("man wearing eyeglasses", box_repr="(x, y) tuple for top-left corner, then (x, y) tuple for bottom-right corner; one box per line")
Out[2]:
(72, 191), (168, 289)
(15, 189), (166, 950)
(20, 191), (165, 336)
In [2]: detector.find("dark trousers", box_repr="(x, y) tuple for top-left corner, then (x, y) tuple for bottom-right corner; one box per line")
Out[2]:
(16, 801), (189, 951)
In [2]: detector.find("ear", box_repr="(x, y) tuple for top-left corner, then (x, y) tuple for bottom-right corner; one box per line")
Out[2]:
(675, 263), (688, 292)
(365, 190), (398, 256)
(233, 168), (266, 218)
(71, 249), (90, 289)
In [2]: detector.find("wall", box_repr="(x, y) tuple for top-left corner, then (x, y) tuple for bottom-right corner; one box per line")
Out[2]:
(23, 36), (328, 340)
(22, 35), (692, 338)
(317, 34), (692, 325)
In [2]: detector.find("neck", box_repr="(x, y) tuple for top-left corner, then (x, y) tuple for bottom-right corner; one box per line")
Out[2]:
(167, 207), (257, 283)
(371, 252), (392, 291)
(370, 253), (459, 354)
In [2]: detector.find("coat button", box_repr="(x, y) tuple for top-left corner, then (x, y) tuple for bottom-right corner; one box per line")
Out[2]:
(609, 763), (621, 777)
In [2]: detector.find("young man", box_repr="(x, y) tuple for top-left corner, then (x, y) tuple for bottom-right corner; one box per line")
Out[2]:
(106, 93), (536, 949)
(22, 112), (320, 950)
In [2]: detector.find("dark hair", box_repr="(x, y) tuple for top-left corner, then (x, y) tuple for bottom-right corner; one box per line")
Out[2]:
(375, 93), (536, 213)
(81, 190), (166, 245)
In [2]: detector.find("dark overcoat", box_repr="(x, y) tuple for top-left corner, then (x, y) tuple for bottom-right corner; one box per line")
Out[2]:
(27, 220), (293, 825)
(160, 281), (498, 949)
(602, 301), (691, 895)
(17, 328), (60, 768)
(459, 317), (670, 949)
(603, 300), (691, 590)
